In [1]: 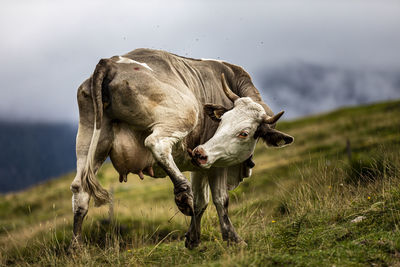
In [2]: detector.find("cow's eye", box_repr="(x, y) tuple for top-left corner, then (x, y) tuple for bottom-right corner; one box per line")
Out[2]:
(238, 131), (249, 138)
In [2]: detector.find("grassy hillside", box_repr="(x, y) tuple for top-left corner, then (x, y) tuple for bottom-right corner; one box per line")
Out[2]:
(1, 100), (399, 266)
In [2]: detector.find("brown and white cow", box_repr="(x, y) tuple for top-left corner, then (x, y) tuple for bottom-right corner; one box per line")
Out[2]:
(70, 48), (293, 248)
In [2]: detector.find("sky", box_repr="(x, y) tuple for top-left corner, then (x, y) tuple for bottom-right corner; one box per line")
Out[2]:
(0, 0), (399, 122)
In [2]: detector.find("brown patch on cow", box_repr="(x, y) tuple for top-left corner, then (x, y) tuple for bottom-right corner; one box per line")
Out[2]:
(110, 55), (120, 61)
(181, 109), (198, 130)
(134, 67), (140, 70)
(149, 92), (165, 103)
(146, 92), (166, 108)
(187, 109), (197, 123)
(204, 104), (229, 122)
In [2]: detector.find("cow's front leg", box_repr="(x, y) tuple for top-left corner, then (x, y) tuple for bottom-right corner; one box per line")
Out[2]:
(145, 131), (194, 216)
(209, 168), (245, 245)
(185, 172), (209, 249)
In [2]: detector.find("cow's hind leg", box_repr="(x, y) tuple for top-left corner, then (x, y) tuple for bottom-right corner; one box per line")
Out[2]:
(145, 130), (194, 216)
(70, 119), (112, 247)
(185, 171), (209, 249)
(70, 175), (90, 246)
(209, 168), (245, 246)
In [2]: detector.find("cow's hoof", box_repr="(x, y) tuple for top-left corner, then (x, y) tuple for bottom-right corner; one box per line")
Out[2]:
(174, 183), (194, 216)
(185, 240), (200, 250)
(185, 232), (200, 250)
(185, 238), (200, 250)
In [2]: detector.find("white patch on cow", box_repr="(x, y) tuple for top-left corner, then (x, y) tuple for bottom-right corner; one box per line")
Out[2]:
(201, 58), (224, 63)
(71, 190), (90, 213)
(116, 56), (153, 71)
(199, 97), (266, 168)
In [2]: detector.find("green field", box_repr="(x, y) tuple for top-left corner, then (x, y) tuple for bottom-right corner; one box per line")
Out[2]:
(1, 100), (400, 266)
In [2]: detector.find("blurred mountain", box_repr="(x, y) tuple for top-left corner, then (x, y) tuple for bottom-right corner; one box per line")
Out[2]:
(259, 63), (400, 118)
(0, 121), (77, 193)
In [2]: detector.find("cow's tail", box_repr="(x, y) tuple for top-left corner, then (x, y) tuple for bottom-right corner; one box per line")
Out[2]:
(81, 59), (110, 207)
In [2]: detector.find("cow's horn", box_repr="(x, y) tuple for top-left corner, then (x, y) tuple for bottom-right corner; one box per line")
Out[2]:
(263, 111), (284, 124)
(221, 73), (239, 102)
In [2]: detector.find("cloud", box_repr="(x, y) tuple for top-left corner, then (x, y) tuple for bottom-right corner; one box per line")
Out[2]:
(258, 62), (400, 118)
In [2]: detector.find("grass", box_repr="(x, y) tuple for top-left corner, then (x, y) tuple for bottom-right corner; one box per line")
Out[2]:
(0, 100), (400, 266)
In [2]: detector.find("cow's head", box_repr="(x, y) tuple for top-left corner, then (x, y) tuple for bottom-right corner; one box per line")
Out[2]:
(188, 74), (294, 168)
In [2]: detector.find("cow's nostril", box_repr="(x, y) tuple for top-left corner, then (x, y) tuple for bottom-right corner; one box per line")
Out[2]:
(197, 156), (208, 164)
(192, 147), (208, 165)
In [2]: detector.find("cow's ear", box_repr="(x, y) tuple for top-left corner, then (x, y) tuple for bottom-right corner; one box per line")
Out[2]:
(204, 104), (229, 122)
(255, 124), (294, 147)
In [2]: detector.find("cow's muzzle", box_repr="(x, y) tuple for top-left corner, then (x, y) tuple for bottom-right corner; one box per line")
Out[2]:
(187, 146), (208, 167)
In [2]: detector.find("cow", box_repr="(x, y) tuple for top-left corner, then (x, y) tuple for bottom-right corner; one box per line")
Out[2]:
(70, 48), (293, 249)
